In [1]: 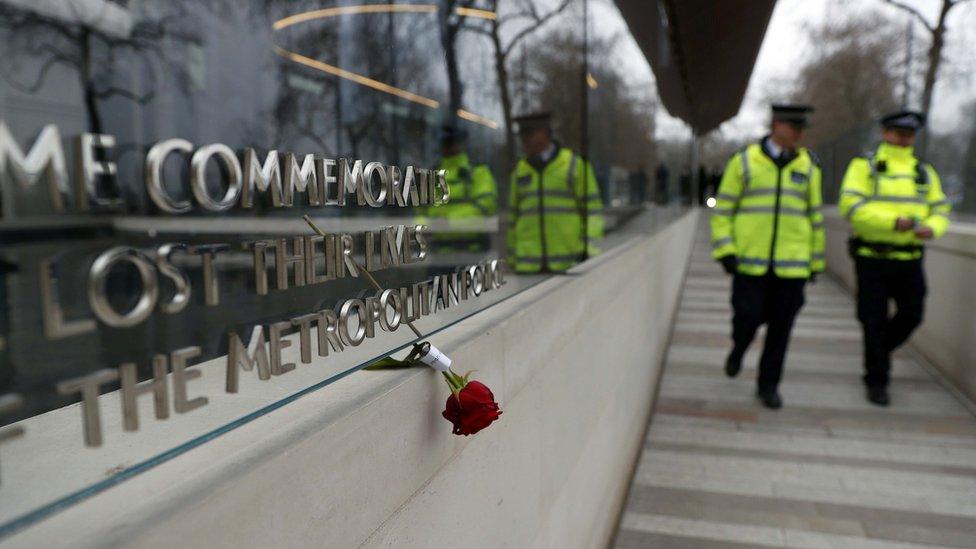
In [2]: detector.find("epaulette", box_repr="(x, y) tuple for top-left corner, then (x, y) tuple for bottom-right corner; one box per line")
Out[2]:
(805, 148), (822, 167)
(726, 145), (749, 164)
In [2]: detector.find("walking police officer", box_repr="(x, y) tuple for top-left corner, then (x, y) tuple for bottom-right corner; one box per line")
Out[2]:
(839, 110), (950, 406)
(427, 125), (498, 253)
(711, 104), (825, 409)
(507, 112), (604, 273)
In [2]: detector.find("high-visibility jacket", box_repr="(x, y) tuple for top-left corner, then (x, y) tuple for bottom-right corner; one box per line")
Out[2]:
(430, 152), (497, 218)
(507, 147), (604, 273)
(838, 142), (950, 260)
(710, 140), (825, 278)
(425, 153), (497, 250)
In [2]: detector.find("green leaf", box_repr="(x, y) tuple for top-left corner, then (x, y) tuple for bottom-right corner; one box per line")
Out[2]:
(363, 356), (421, 371)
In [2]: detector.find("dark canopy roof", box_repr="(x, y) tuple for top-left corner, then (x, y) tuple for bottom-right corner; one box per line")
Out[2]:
(615, 0), (777, 135)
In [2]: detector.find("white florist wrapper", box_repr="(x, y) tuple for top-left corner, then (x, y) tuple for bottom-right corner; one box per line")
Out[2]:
(418, 343), (452, 372)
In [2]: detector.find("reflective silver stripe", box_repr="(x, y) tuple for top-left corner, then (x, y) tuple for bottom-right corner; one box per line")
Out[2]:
(735, 206), (808, 216)
(712, 208), (734, 216)
(740, 257), (812, 268)
(774, 259), (812, 268)
(742, 188), (806, 200)
(740, 150), (750, 188)
(842, 189), (867, 198)
(565, 154), (582, 216)
(845, 199), (867, 220)
(812, 253), (825, 260)
(811, 222), (824, 229)
(784, 188), (808, 200)
(716, 192), (739, 202)
(928, 199), (949, 207)
(711, 237), (733, 249)
(566, 154), (578, 194)
(737, 257), (769, 266)
(865, 151), (877, 195)
(874, 195), (925, 204)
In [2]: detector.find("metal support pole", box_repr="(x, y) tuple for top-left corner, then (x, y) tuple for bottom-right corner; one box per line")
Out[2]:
(689, 131), (699, 206)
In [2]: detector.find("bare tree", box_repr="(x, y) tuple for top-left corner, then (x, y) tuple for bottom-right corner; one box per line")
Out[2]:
(438, 0), (480, 116)
(524, 32), (656, 173)
(881, 0), (973, 122)
(462, 0), (572, 168)
(0, 2), (207, 135)
(791, 13), (902, 147)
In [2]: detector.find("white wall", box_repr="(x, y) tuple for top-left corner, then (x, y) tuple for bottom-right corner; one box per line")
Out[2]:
(3, 210), (699, 549)
(824, 212), (976, 403)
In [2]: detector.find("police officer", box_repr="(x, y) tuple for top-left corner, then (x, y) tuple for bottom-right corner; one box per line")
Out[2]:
(838, 110), (950, 407)
(507, 112), (604, 273)
(427, 125), (498, 252)
(711, 104), (825, 409)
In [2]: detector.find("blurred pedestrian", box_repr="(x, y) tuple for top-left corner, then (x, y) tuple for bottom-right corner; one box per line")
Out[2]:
(427, 125), (497, 252)
(507, 112), (604, 273)
(655, 162), (670, 204)
(710, 104), (826, 409)
(838, 110), (951, 406)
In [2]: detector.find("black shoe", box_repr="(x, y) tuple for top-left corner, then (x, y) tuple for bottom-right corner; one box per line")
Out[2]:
(724, 352), (742, 378)
(866, 386), (890, 407)
(756, 389), (782, 409)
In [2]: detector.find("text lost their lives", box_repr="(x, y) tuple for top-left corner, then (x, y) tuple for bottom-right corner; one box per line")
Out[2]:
(39, 225), (429, 339)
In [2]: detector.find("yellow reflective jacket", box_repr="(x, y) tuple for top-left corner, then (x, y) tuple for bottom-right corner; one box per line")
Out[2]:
(507, 147), (604, 273)
(710, 140), (825, 278)
(430, 152), (497, 218)
(838, 142), (950, 260)
(423, 153), (498, 250)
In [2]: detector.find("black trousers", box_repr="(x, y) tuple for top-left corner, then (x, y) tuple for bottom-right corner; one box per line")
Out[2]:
(854, 257), (926, 388)
(730, 273), (806, 391)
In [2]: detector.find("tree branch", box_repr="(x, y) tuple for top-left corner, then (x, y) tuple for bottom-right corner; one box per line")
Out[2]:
(501, 0), (572, 58)
(0, 54), (72, 94)
(881, 0), (935, 31)
(91, 86), (155, 104)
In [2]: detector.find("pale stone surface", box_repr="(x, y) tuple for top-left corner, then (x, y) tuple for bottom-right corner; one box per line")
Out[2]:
(1, 211), (699, 548)
(615, 227), (976, 549)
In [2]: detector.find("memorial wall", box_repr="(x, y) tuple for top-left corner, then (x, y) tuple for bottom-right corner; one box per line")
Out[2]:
(0, 0), (667, 538)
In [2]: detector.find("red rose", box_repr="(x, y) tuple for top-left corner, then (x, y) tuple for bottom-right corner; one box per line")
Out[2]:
(441, 380), (502, 436)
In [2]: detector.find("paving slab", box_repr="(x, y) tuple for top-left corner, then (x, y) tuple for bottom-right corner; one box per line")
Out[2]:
(613, 226), (976, 548)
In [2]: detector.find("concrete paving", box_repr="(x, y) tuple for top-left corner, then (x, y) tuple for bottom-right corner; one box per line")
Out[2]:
(614, 227), (976, 548)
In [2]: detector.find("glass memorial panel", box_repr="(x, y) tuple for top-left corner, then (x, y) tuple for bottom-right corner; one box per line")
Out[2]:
(0, 0), (672, 534)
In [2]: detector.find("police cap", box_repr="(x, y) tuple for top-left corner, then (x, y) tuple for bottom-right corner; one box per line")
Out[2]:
(880, 110), (926, 132)
(514, 112), (552, 134)
(771, 104), (814, 128)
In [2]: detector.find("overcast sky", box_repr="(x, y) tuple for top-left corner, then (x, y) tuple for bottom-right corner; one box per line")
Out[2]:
(594, 0), (976, 140)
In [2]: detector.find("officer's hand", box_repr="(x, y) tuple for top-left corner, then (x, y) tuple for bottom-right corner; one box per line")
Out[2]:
(809, 273), (818, 284)
(914, 225), (934, 240)
(895, 217), (915, 232)
(719, 255), (737, 275)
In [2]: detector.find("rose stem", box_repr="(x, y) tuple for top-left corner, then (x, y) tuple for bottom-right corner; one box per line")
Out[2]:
(303, 214), (425, 340)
